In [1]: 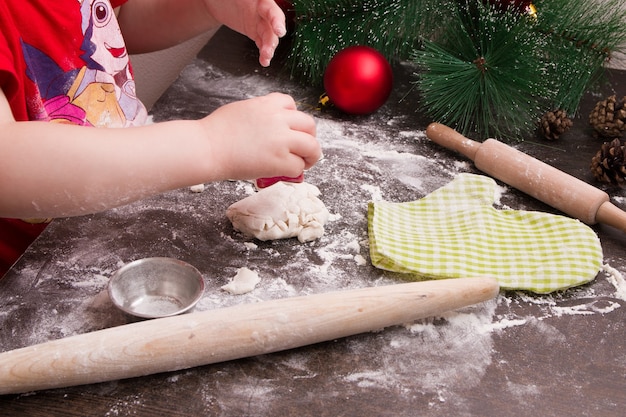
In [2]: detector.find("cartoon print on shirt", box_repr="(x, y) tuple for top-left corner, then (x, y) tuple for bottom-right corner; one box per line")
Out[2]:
(21, 0), (146, 127)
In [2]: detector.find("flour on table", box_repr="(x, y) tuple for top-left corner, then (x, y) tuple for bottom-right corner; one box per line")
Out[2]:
(221, 267), (261, 295)
(189, 183), (205, 193)
(226, 181), (330, 243)
(243, 242), (258, 250)
(601, 263), (626, 301)
(6, 55), (626, 417)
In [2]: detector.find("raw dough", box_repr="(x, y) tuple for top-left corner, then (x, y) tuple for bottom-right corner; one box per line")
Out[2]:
(221, 267), (261, 295)
(226, 182), (330, 243)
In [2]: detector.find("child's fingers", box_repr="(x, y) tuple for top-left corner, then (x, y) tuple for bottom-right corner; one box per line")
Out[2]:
(287, 110), (316, 136)
(257, 28), (279, 67)
(256, 0), (286, 66)
(258, 0), (287, 37)
(287, 129), (321, 170)
(264, 92), (298, 110)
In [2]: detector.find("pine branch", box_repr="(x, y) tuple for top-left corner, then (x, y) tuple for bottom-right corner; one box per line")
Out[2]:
(534, 0), (626, 113)
(288, 0), (456, 83)
(286, 0), (626, 140)
(413, 1), (548, 139)
(413, 0), (626, 139)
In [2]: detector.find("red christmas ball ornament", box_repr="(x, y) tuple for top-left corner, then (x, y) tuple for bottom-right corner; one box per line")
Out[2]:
(323, 46), (393, 115)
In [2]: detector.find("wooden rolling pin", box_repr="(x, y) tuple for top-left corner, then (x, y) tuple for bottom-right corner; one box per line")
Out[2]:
(0, 277), (498, 395)
(426, 122), (626, 233)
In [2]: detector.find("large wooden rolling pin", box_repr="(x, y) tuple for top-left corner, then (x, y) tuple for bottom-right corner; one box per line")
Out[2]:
(0, 277), (498, 395)
(426, 123), (626, 233)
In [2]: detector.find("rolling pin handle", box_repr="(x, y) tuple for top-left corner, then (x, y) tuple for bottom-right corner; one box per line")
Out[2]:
(426, 122), (626, 232)
(426, 123), (480, 161)
(596, 201), (626, 234)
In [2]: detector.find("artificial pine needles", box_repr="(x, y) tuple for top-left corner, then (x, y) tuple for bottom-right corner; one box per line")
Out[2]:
(288, 0), (450, 81)
(287, 0), (626, 140)
(414, 1), (547, 139)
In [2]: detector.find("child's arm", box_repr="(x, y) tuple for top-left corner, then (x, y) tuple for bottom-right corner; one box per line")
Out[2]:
(0, 90), (319, 219)
(117, 0), (286, 67)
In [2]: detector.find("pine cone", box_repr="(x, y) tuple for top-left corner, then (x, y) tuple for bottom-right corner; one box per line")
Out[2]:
(539, 109), (572, 140)
(590, 138), (626, 185)
(589, 95), (626, 138)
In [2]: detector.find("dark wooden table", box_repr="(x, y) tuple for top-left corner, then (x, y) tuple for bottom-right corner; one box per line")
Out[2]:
(1, 28), (626, 416)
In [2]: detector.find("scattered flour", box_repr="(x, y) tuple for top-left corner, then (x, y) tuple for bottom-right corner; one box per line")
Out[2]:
(189, 183), (205, 193)
(243, 242), (258, 250)
(360, 184), (383, 201)
(338, 298), (499, 403)
(7, 57), (626, 414)
(602, 263), (626, 301)
(354, 254), (367, 266)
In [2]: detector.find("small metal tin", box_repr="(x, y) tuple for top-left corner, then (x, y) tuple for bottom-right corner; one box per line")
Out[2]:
(108, 257), (205, 319)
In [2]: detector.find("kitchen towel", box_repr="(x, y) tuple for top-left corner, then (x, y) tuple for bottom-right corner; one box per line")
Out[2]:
(368, 173), (603, 293)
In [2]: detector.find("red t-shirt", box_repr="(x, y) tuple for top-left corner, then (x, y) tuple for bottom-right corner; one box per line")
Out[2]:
(0, 0), (147, 277)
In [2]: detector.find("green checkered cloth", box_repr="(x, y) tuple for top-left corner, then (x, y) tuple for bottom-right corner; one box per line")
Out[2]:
(368, 174), (603, 293)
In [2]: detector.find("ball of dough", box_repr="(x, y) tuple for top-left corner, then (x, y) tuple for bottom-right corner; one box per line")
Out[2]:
(226, 182), (330, 243)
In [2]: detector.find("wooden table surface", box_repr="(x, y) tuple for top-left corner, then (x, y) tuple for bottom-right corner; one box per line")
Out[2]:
(1, 28), (626, 416)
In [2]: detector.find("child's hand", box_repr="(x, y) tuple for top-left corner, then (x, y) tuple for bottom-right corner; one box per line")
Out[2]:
(204, 0), (287, 66)
(200, 93), (320, 180)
